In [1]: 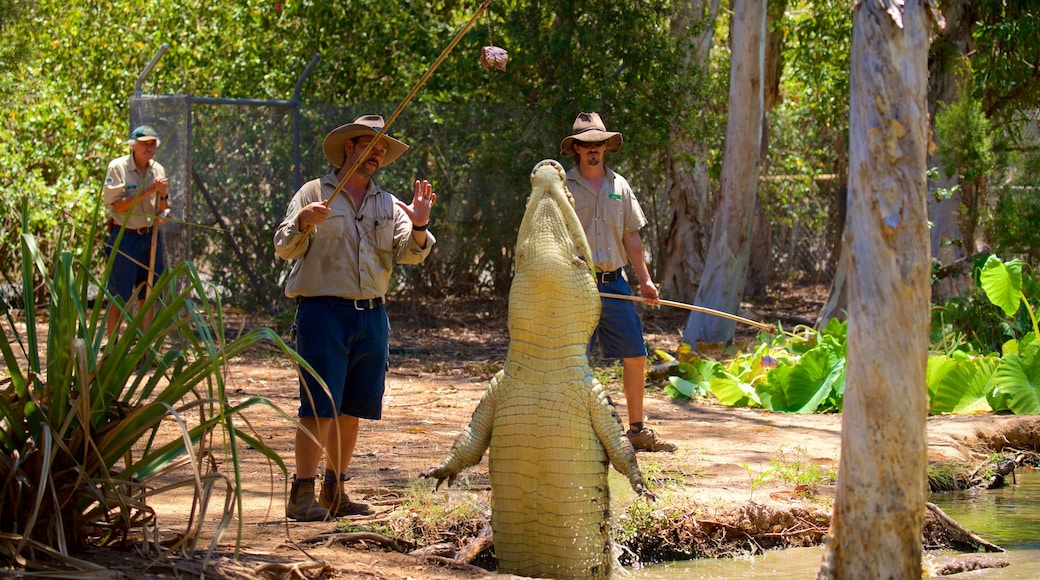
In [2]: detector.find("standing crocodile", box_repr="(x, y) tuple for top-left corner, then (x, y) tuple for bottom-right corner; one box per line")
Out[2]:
(422, 159), (652, 579)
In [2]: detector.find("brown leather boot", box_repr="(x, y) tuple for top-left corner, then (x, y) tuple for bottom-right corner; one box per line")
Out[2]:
(320, 469), (374, 517)
(286, 476), (330, 522)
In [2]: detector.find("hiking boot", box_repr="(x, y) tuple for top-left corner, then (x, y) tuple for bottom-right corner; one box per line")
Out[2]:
(320, 471), (374, 517)
(286, 476), (330, 522)
(627, 427), (677, 452)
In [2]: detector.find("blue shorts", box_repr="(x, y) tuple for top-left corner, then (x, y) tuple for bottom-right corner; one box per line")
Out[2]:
(590, 277), (648, 360)
(105, 229), (165, 301)
(294, 297), (390, 420)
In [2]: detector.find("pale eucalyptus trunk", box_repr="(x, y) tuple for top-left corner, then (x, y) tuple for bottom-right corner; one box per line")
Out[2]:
(658, 0), (721, 303)
(747, 0), (789, 300)
(817, 1), (935, 578)
(927, 0), (977, 299)
(682, 0), (765, 346)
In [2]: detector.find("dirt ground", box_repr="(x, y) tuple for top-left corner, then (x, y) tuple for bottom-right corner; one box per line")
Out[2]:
(77, 286), (1040, 578)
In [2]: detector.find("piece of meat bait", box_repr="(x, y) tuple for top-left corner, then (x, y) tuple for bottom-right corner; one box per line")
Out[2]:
(480, 45), (509, 71)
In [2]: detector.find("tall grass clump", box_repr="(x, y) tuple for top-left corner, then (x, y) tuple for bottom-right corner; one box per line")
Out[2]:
(0, 201), (307, 573)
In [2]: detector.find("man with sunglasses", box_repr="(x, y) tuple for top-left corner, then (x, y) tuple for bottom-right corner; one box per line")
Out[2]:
(560, 112), (676, 452)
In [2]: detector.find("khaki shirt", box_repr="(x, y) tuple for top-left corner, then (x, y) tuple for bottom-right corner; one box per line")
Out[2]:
(566, 166), (647, 273)
(103, 154), (166, 230)
(274, 174), (435, 300)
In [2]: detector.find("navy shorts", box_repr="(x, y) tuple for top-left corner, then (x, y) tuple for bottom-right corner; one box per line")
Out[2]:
(294, 297), (390, 420)
(589, 276), (648, 360)
(105, 229), (165, 301)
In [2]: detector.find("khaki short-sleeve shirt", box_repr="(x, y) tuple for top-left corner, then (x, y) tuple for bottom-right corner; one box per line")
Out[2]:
(103, 154), (166, 230)
(566, 166), (647, 273)
(273, 174), (435, 300)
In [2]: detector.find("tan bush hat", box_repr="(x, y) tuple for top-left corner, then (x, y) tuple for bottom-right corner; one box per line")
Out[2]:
(323, 115), (409, 168)
(560, 112), (623, 157)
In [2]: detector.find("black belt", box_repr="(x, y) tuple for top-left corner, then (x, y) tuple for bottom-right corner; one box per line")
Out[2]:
(109, 223), (152, 235)
(298, 296), (384, 310)
(596, 268), (622, 284)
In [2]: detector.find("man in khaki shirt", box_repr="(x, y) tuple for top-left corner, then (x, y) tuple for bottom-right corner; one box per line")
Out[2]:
(102, 125), (170, 338)
(561, 112), (676, 453)
(274, 115), (436, 521)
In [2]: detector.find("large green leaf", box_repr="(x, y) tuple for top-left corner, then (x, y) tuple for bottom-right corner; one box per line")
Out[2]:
(710, 373), (762, 408)
(926, 354), (998, 414)
(989, 337), (1040, 414)
(765, 345), (845, 413)
(980, 255), (1023, 317)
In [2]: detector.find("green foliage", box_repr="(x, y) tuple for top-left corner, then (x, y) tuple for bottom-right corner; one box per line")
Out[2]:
(739, 462), (776, 501)
(970, 0), (1040, 127)
(769, 447), (836, 500)
(1, 0), (701, 307)
(762, 0), (851, 236)
(925, 255), (1039, 415)
(0, 202), (308, 569)
(927, 462), (974, 493)
(359, 479), (486, 547)
(931, 255), (1038, 354)
(657, 320), (847, 413)
(926, 353), (999, 414)
(988, 148), (1040, 266)
(934, 97), (995, 184)
(988, 336), (1040, 414)
(979, 255), (1039, 337)
(659, 261), (1040, 415)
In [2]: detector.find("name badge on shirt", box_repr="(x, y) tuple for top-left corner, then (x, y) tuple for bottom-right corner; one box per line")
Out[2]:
(609, 191), (621, 200)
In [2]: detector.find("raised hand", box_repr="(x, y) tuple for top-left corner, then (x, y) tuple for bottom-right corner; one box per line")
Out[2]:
(395, 179), (437, 227)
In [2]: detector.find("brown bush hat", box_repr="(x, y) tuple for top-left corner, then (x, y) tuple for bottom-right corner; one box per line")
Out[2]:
(560, 112), (623, 157)
(323, 115), (409, 168)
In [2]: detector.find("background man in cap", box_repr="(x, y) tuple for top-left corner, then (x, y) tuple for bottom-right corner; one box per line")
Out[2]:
(561, 112), (676, 453)
(274, 114), (437, 521)
(101, 125), (170, 339)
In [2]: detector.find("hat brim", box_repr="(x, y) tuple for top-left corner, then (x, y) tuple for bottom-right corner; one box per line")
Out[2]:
(323, 124), (409, 168)
(560, 131), (622, 157)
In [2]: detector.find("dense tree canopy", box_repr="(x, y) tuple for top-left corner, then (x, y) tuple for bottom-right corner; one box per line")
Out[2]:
(1, 0), (1036, 315)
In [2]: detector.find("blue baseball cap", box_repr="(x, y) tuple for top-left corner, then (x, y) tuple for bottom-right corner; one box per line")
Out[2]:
(130, 125), (160, 143)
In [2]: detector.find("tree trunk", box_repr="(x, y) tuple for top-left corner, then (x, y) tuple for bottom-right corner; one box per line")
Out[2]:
(927, 0), (977, 300)
(747, 0), (789, 300)
(816, 241), (848, 328)
(682, 0), (765, 346)
(817, 1), (934, 578)
(658, 0), (722, 303)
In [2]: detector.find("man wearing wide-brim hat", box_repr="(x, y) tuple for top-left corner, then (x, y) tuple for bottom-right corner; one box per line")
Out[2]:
(274, 114), (437, 521)
(561, 112), (676, 453)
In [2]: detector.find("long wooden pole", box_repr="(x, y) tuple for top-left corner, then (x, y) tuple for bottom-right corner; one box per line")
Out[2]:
(147, 226), (159, 294)
(315, 0), (492, 216)
(599, 292), (775, 333)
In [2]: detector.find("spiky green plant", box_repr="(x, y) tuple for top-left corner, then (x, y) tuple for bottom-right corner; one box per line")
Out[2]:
(0, 201), (310, 572)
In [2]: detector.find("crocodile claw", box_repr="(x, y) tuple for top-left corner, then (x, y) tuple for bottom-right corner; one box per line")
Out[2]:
(420, 467), (457, 491)
(635, 482), (657, 502)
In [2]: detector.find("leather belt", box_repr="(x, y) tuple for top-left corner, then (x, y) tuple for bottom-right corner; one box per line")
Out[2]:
(298, 296), (384, 310)
(107, 221), (152, 235)
(596, 268), (622, 284)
